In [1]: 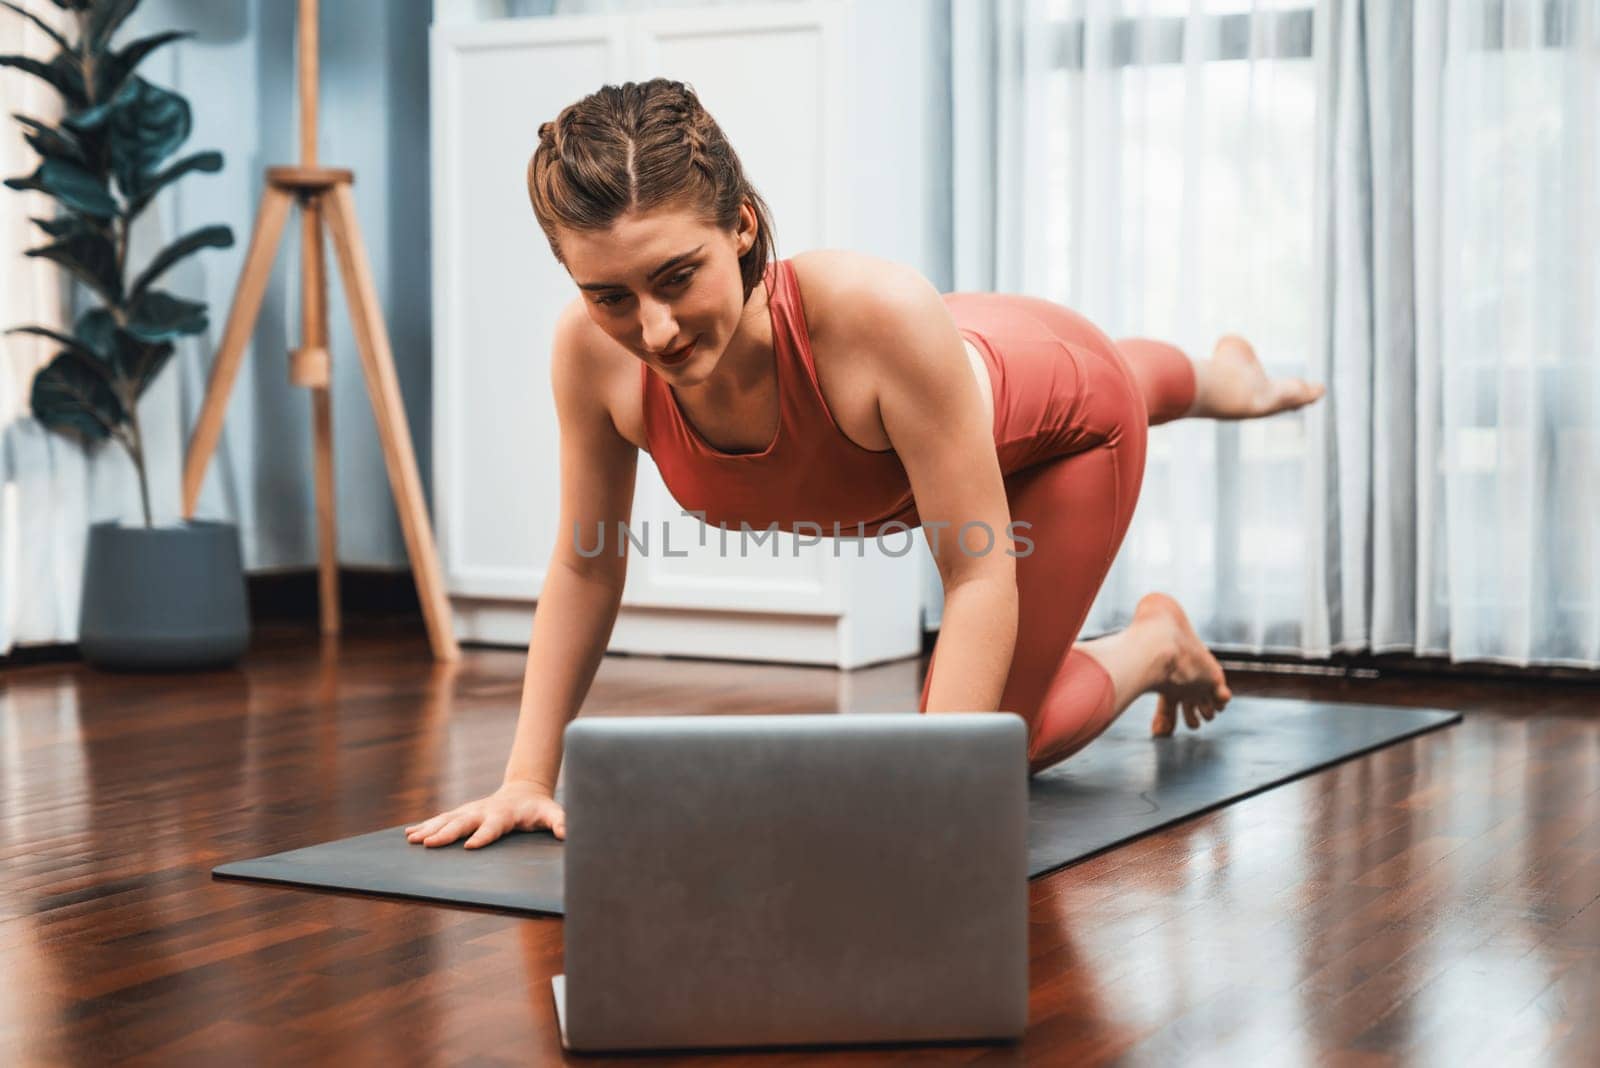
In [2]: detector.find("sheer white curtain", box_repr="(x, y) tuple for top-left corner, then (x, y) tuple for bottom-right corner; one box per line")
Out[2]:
(954, 0), (1600, 669)
(954, 0), (1323, 652)
(0, 0), (74, 655)
(1413, 0), (1599, 666)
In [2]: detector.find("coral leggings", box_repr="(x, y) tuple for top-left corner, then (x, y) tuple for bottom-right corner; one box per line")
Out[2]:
(918, 294), (1197, 773)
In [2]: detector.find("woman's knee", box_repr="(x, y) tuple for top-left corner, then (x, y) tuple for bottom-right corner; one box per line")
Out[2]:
(1021, 649), (1119, 772)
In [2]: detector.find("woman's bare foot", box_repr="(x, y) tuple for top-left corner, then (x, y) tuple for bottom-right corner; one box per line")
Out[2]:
(1186, 334), (1326, 420)
(1133, 592), (1233, 736)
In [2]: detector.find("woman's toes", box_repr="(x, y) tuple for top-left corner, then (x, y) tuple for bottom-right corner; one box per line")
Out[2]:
(1289, 379), (1325, 409)
(1151, 694), (1177, 737)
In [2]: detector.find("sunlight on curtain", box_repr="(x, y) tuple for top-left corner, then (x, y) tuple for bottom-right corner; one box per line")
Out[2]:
(0, 0), (69, 656)
(1417, 0), (1599, 665)
(1039, 0), (1323, 653)
(1019, 0), (1597, 667)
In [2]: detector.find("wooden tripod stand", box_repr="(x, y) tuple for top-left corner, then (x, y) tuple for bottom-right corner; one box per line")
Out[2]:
(180, 0), (458, 661)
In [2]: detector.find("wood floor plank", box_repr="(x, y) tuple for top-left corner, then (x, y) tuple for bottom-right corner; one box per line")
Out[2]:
(2, 618), (1595, 1065)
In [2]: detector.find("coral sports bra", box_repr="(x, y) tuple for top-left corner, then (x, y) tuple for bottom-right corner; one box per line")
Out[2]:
(640, 258), (923, 536)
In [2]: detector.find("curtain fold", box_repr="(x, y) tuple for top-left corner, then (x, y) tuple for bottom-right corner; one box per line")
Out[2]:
(1309, 0), (1416, 654)
(1034, 0), (1324, 656)
(950, 0), (1045, 294)
(1414, 0), (1599, 665)
(0, 0), (72, 654)
(948, 0), (1600, 668)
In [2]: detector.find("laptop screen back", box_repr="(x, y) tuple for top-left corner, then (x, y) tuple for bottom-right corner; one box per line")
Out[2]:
(560, 712), (1028, 1051)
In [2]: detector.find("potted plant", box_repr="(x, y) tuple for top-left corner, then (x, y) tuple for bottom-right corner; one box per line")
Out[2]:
(2, 0), (245, 670)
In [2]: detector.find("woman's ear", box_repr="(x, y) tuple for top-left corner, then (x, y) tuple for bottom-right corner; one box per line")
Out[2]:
(736, 201), (757, 255)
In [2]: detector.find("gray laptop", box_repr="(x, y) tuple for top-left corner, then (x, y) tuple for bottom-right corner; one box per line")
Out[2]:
(552, 712), (1029, 1053)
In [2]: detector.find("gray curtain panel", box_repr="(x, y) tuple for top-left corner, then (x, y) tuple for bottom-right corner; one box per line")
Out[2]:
(1309, 0), (1418, 653)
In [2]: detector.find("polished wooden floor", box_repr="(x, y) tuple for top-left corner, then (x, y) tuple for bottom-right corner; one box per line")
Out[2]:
(2, 619), (1595, 1066)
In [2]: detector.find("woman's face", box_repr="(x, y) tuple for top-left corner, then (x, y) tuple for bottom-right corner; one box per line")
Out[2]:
(559, 201), (757, 384)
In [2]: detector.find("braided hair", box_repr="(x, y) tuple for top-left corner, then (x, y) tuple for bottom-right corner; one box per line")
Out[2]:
(527, 79), (777, 304)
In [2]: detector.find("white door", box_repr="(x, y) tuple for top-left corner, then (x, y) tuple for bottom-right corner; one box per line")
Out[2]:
(429, 16), (630, 600)
(430, 2), (925, 665)
(620, 2), (865, 616)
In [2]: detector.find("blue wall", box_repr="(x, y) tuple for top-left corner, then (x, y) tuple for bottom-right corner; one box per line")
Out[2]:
(130, 0), (433, 571)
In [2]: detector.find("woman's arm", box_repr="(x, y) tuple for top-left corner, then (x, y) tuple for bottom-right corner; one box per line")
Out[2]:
(501, 303), (639, 790)
(500, 555), (628, 794)
(923, 571), (1018, 714)
(816, 255), (1019, 713)
(407, 301), (637, 848)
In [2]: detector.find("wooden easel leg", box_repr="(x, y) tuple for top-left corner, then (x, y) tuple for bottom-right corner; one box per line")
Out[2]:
(310, 391), (338, 633)
(182, 185), (295, 518)
(322, 182), (460, 662)
(302, 196), (341, 636)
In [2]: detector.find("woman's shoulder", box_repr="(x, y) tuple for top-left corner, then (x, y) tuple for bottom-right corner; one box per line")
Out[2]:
(788, 250), (942, 342)
(551, 295), (628, 386)
(551, 295), (647, 449)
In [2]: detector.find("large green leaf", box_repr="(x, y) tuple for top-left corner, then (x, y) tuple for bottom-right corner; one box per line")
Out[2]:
(4, 158), (116, 217)
(41, 157), (117, 216)
(26, 229), (121, 304)
(125, 149), (221, 218)
(88, 0), (140, 51)
(97, 30), (191, 101)
(0, 51), (85, 107)
(30, 350), (126, 445)
(29, 213), (85, 238)
(6, 322), (104, 366)
(73, 307), (128, 373)
(105, 77), (191, 194)
(125, 289), (207, 342)
(63, 73), (137, 132)
(126, 338), (174, 398)
(0, 2), (72, 53)
(74, 307), (171, 394)
(129, 224), (233, 300)
(14, 114), (88, 165)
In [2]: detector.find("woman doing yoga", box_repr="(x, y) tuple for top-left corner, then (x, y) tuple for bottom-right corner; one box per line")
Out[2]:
(406, 79), (1324, 849)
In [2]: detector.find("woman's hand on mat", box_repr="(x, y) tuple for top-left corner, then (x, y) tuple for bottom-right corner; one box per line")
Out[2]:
(404, 780), (566, 848)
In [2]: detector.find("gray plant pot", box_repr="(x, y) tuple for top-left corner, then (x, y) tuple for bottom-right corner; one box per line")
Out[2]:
(78, 519), (251, 671)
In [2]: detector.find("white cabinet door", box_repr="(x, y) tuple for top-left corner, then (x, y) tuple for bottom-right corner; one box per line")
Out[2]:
(429, 16), (630, 600)
(619, 1), (864, 616)
(431, 2), (925, 665)
(628, 3), (846, 253)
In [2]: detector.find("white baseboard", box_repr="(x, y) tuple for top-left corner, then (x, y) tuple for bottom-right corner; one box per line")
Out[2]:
(451, 598), (922, 669)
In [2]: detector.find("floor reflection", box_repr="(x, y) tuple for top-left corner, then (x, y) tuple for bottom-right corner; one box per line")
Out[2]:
(2, 635), (1595, 1063)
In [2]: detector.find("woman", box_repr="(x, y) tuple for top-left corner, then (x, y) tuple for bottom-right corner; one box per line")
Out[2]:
(406, 79), (1323, 850)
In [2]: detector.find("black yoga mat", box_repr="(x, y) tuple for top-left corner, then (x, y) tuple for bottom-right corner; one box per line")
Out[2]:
(212, 697), (1459, 915)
